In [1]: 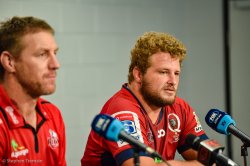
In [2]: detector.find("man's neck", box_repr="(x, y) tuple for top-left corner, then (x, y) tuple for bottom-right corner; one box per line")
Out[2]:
(2, 79), (38, 129)
(127, 83), (162, 124)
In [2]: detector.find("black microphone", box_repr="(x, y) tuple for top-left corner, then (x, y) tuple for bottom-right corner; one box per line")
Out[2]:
(205, 108), (250, 145)
(91, 114), (162, 159)
(186, 134), (239, 166)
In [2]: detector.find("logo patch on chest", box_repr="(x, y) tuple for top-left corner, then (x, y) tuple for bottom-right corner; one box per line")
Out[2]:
(112, 111), (143, 147)
(157, 129), (166, 138)
(47, 129), (59, 149)
(10, 139), (29, 158)
(147, 129), (154, 144)
(168, 113), (181, 143)
(168, 113), (181, 132)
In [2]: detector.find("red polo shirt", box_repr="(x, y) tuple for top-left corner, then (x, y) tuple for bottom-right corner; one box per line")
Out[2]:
(0, 85), (66, 166)
(81, 84), (207, 166)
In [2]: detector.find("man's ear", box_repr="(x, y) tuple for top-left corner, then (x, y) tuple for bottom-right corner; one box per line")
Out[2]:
(132, 66), (142, 83)
(0, 51), (16, 72)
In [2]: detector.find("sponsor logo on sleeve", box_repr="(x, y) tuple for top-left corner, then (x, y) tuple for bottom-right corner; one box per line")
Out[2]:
(193, 112), (203, 133)
(122, 120), (137, 134)
(112, 111), (143, 147)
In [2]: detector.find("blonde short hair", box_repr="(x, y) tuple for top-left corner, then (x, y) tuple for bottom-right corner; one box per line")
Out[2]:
(128, 31), (186, 83)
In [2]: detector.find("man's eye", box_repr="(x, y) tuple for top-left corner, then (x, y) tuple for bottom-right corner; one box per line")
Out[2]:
(39, 52), (47, 57)
(160, 71), (167, 74)
(175, 72), (180, 76)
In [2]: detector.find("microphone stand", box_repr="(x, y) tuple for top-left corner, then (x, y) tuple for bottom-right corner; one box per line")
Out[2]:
(133, 147), (140, 166)
(241, 143), (249, 166)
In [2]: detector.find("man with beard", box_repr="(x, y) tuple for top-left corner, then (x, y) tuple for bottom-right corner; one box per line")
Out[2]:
(81, 32), (208, 166)
(0, 16), (66, 166)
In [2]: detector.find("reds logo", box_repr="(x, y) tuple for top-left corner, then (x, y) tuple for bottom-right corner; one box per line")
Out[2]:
(168, 113), (181, 143)
(47, 129), (59, 149)
(168, 113), (181, 132)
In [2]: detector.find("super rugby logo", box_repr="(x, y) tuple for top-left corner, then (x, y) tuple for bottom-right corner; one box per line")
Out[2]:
(121, 120), (140, 140)
(47, 129), (59, 149)
(122, 120), (137, 134)
(112, 111), (143, 147)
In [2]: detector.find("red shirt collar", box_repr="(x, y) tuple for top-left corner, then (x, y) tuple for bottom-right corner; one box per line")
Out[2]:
(0, 85), (49, 129)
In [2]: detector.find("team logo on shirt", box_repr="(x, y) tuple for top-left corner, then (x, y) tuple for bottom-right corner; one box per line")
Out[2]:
(47, 129), (59, 149)
(157, 129), (166, 138)
(193, 112), (203, 133)
(168, 113), (181, 143)
(168, 113), (181, 132)
(112, 111), (143, 147)
(11, 139), (29, 158)
(122, 120), (137, 134)
(5, 106), (19, 124)
(147, 129), (154, 144)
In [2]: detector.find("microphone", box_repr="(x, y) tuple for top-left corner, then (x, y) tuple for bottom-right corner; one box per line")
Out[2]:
(91, 114), (162, 159)
(186, 134), (239, 166)
(205, 108), (250, 145)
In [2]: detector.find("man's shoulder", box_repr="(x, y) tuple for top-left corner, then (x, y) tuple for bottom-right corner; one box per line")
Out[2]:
(172, 96), (190, 106)
(166, 97), (193, 114)
(38, 98), (63, 118)
(102, 89), (140, 114)
(39, 98), (58, 108)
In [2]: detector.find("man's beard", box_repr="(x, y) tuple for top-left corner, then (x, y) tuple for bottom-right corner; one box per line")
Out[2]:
(15, 72), (55, 98)
(140, 79), (176, 107)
